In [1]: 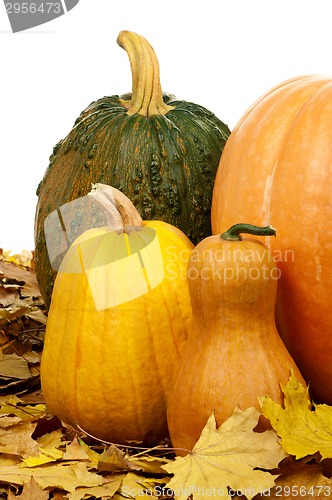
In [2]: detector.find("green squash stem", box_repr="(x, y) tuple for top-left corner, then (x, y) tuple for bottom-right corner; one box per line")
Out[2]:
(117, 30), (175, 117)
(220, 223), (276, 241)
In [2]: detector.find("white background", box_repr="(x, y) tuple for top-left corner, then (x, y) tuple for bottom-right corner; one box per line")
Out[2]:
(1, 0), (332, 252)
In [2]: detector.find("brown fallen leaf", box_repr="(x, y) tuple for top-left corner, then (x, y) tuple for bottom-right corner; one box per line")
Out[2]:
(0, 422), (39, 457)
(98, 444), (139, 473)
(0, 259), (39, 299)
(129, 454), (171, 474)
(0, 302), (30, 326)
(0, 358), (42, 398)
(64, 438), (100, 466)
(24, 309), (47, 325)
(37, 429), (64, 450)
(7, 477), (48, 500)
(254, 457), (332, 499)
(0, 353), (33, 380)
(97, 445), (172, 475)
(0, 416), (22, 429)
(0, 454), (22, 466)
(0, 285), (19, 308)
(23, 429), (64, 467)
(50, 493), (67, 500)
(0, 251), (45, 398)
(63, 438), (91, 462)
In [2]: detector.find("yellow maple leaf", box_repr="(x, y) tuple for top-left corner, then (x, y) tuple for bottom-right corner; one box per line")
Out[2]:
(260, 372), (332, 460)
(23, 429), (64, 467)
(162, 408), (286, 500)
(0, 398), (46, 423)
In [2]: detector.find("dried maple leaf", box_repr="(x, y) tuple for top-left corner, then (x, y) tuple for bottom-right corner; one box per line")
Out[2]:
(63, 438), (91, 462)
(0, 259), (40, 303)
(260, 372), (332, 459)
(66, 438), (100, 466)
(98, 445), (171, 474)
(162, 408), (286, 500)
(0, 397), (46, 422)
(7, 477), (48, 500)
(98, 444), (134, 472)
(254, 457), (332, 499)
(0, 421), (39, 457)
(0, 454), (21, 467)
(66, 474), (125, 500)
(23, 429), (64, 467)
(118, 472), (169, 499)
(0, 462), (105, 493)
(0, 416), (21, 428)
(0, 353), (33, 381)
(129, 454), (171, 474)
(1, 250), (34, 270)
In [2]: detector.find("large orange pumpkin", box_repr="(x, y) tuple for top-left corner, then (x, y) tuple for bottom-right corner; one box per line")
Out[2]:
(211, 75), (332, 404)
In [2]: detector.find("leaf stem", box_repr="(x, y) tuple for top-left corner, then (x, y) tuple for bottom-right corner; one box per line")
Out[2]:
(75, 422), (191, 456)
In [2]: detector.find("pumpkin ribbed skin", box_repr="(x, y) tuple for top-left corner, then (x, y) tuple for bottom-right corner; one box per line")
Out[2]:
(35, 31), (230, 309)
(211, 75), (332, 404)
(41, 219), (194, 443)
(166, 228), (305, 455)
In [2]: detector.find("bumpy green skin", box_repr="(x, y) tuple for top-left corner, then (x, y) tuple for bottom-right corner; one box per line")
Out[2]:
(34, 94), (230, 309)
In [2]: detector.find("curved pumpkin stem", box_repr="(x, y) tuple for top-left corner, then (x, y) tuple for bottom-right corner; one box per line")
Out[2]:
(88, 183), (143, 233)
(117, 30), (175, 117)
(109, 186), (144, 231)
(220, 223), (276, 241)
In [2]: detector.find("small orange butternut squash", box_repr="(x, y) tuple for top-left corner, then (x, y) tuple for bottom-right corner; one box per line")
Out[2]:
(167, 224), (305, 455)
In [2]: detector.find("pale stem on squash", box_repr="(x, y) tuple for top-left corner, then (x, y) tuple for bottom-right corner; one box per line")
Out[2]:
(220, 223), (277, 241)
(88, 184), (124, 233)
(117, 30), (175, 117)
(109, 186), (144, 231)
(88, 183), (143, 233)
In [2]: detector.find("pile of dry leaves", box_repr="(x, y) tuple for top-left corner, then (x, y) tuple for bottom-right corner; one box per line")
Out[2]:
(1, 250), (332, 499)
(0, 249), (46, 397)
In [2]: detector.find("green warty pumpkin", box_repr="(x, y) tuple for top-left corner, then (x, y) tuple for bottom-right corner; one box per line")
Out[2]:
(34, 30), (230, 308)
